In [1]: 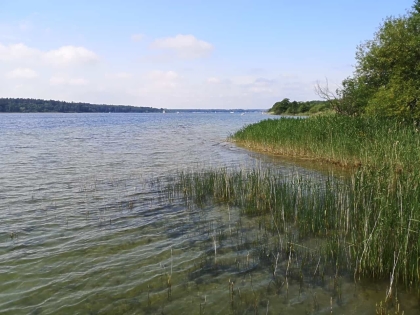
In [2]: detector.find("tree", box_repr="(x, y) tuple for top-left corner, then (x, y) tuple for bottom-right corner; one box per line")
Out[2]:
(335, 76), (370, 116)
(268, 98), (329, 115)
(285, 101), (299, 114)
(314, 79), (347, 114)
(269, 98), (290, 114)
(345, 1), (420, 120)
(317, 1), (420, 119)
(297, 102), (310, 113)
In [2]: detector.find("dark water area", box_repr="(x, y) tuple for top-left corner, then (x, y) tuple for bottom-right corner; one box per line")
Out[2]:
(0, 113), (418, 314)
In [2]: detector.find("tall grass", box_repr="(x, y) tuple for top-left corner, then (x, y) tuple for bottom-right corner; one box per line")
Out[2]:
(232, 115), (420, 170)
(230, 114), (420, 288)
(168, 167), (420, 290)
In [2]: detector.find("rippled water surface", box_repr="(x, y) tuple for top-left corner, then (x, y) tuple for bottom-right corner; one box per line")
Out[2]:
(0, 113), (418, 315)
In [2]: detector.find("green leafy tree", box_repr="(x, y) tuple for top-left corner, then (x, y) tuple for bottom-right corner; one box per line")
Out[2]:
(285, 101), (299, 114)
(269, 98), (290, 114)
(335, 76), (370, 116)
(297, 102), (310, 113)
(268, 98), (328, 115)
(341, 1), (420, 120)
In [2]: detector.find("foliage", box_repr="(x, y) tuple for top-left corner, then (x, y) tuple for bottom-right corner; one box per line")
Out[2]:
(268, 98), (330, 115)
(232, 115), (420, 170)
(0, 98), (162, 113)
(337, 1), (420, 120)
(335, 76), (370, 115)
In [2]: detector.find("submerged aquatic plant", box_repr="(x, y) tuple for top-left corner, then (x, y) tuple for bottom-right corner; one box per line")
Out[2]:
(167, 166), (420, 292)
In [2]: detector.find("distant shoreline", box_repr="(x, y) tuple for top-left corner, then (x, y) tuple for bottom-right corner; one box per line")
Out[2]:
(0, 98), (269, 114)
(0, 98), (162, 113)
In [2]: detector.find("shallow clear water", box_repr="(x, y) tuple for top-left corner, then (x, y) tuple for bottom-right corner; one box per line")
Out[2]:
(0, 113), (418, 314)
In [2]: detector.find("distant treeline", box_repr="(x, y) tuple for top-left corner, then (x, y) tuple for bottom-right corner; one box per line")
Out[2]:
(0, 98), (162, 113)
(268, 98), (330, 115)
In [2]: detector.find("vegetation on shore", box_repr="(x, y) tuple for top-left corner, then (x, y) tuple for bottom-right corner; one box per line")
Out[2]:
(232, 115), (420, 169)
(0, 98), (162, 113)
(232, 0), (420, 172)
(268, 98), (331, 116)
(319, 1), (420, 119)
(269, 1), (420, 120)
(243, 0), (420, 170)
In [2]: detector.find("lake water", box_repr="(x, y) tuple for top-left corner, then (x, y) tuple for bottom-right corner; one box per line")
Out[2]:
(0, 113), (418, 314)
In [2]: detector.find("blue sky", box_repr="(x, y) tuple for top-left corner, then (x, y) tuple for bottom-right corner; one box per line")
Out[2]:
(0, 0), (415, 109)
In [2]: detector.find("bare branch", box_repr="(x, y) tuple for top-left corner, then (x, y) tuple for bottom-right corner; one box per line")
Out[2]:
(314, 78), (342, 114)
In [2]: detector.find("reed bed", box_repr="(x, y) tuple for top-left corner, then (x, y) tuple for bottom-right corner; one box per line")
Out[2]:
(167, 167), (420, 295)
(232, 115), (420, 170)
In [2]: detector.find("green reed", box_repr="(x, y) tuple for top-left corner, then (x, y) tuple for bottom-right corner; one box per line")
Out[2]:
(167, 167), (420, 291)
(232, 115), (420, 170)
(230, 114), (420, 300)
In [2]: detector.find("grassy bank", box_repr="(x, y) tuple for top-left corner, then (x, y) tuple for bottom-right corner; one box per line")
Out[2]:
(232, 115), (420, 170)
(228, 115), (420, 295)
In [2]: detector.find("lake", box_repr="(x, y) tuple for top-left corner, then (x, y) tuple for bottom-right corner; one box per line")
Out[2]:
(0, 113), (418, 314)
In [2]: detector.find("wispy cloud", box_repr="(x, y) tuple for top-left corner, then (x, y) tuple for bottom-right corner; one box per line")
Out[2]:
(207, 77), (220, 84)
(115, 72), (132, 79)
(0, 43), (40, 61)
(45, 46), (99, 66)
(6, 67), (38, 79)
(146, 70), (180, 88)
(0, 43), (99, 67)
(50, 76), (89, 86)
(147, 70), (179, 81)
(131, 33), (144, 42)
(150, 34), (213, 59)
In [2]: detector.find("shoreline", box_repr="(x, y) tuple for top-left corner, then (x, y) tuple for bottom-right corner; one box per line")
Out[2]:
(232, 139), (362, 169)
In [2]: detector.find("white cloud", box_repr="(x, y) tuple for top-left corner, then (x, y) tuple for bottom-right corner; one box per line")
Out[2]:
(150, 34), (213, 59)
(249, 86), (273, 93)
(49, 76), (65, 85)
(115, 72), (132, 79)
(207, 77), (220, 84)
(105, 72), (133, 79)
(45, 46), (99, 66)
(50, 76), (89, 86)
(0, 43), (40, 61)
(7, 67), (38, 79)
(131, 34), (144, 42)
(248, 78), (276, 93)
(0, 41), (325, 108)
(147, 70), (179, 81)
(225, 76), (278, 94)
(230, 76), (255, 85)
(126, 70), (181, 96)
(254, 78), (276, 86)
(0, 43), (99, 67)
(68, 78), (89, 85)
(0, 69), (322, 109)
